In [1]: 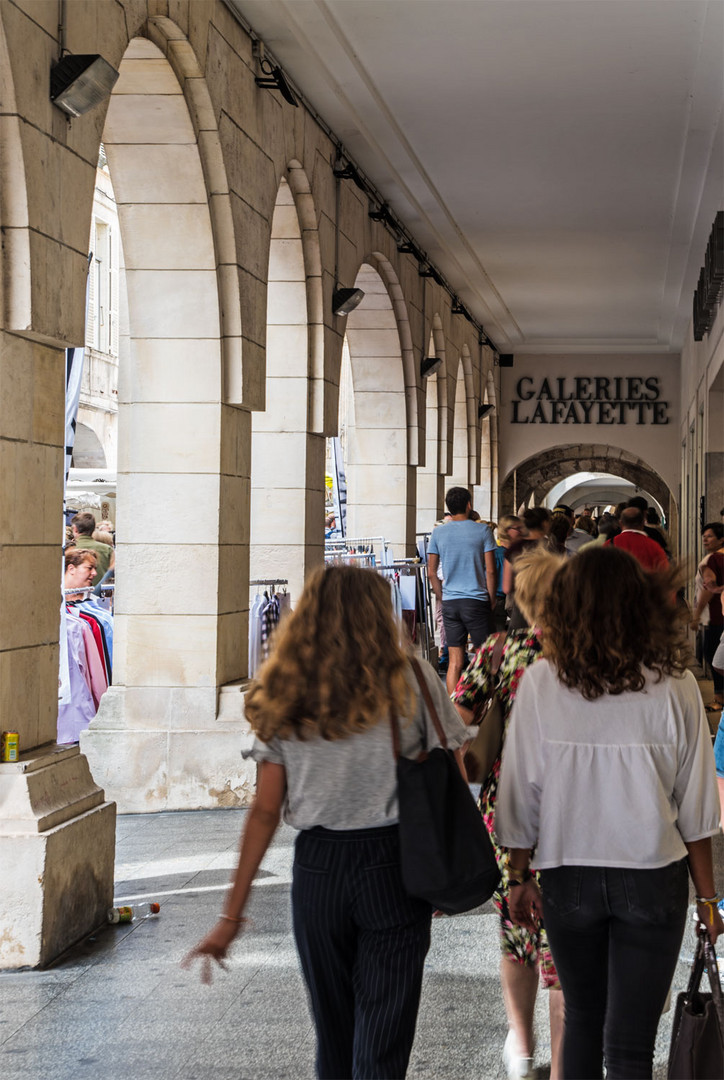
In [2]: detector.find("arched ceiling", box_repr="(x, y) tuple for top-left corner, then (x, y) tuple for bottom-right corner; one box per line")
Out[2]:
(228, 0), (723, 355)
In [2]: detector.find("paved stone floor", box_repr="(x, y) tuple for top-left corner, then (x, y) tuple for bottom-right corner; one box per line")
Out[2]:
(1, 805), (722, 1080)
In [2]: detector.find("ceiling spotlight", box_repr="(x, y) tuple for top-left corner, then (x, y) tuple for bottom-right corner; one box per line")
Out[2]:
(334, 162), (367, 193)
(255, 57), (298, 107)
(478, 403), (495, 420)
(50, 55), (120, 117)
(419, 265), (444, 288)
(421, 356), (443, 379)
(369, 204), (391, 223)
(332, 287), (365, 316)
(397, 240), (425, 262)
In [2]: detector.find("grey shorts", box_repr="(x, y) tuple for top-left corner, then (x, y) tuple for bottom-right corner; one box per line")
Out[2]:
(441, 598), (492, 650)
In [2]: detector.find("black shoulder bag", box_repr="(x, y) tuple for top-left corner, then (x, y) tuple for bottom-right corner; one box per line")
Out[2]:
(391, 658), (500, 915)
(668, 924), (724, 1079)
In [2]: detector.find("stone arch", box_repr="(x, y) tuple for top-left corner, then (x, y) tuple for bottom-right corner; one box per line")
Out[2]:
(82, 27), (250, 812)
(501, 444), (678, 545)
(416, 313), (449, 532)
(251, 168), (325, 601)
(72, 423), (107, 469)
(476, 366), (498, 520)
(0, 17), (30, 330)
(342, 260), (413, 554)
(445, 348), (476, 492)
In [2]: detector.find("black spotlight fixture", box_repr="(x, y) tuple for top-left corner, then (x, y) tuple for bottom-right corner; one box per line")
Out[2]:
(50, 54), (120, 117)
(421, 355), (443, 379)
(255, 54), (298, 107)
(332, 287), (365, 317)
(478, 403), (495, 420)
(333, 161), (367, 193)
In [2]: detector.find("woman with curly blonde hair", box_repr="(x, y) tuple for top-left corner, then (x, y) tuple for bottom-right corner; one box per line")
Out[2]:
(497, 545), (723, 1079)
(185, 564), (471, 1080)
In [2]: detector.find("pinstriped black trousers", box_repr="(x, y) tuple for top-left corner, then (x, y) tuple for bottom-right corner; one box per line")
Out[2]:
(292, 825), (432, 1079)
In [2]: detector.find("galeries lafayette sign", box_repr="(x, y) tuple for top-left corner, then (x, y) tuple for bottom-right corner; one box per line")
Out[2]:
(511, 376), (669, 425)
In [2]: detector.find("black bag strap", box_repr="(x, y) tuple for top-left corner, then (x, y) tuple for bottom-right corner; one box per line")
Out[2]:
(390, 658), (448, 762)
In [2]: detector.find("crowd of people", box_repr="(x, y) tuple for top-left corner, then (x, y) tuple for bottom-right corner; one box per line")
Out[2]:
(181, 490), (723, 1080)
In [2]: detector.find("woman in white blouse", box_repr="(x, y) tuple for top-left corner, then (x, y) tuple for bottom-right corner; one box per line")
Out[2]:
(496, 545), (723, 1080)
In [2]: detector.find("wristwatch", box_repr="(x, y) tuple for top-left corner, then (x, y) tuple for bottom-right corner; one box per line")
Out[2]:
(507, 866), (533, 887)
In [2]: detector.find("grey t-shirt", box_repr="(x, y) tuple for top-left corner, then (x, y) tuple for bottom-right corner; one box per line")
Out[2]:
(428, 520), (496, 601)
(246, 659), (471, 830)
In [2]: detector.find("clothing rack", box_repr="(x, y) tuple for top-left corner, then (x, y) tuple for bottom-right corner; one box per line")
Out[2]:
(372, 560), (436, 662)
(250, 579), (288, 587)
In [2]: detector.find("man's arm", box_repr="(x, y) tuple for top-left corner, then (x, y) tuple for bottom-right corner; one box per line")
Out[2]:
(484, 548), (497, 611)
(427, 552), (443, 603)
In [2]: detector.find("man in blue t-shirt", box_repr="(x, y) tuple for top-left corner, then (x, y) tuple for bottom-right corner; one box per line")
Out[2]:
(427, 486), (497, 694)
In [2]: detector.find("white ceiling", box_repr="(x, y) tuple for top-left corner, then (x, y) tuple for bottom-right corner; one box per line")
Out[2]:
(228, 0), (724, 355)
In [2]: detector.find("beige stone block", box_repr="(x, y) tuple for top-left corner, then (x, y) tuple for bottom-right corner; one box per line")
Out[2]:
(353, 427), (407, 467)
(126, 338), (222, 403)
(0, 3), (56, 133)
(32, 345), (65, 446)
(348, 355), (406, 395)
(270, 202), (303, 242)
(219, 474), (251, 545)
(220, 404), (252, 478)
(253, 377), (309, 433)
(251, 430), (310, 489)
(0, 440), (61, 546)
(217, 263), (243, 336)
(124, 269), (221, 338)
(250, 486), (306, 543)
(349, 463), (409, 507)
(267, 280), (308, 326)
(216, 610), (246, 686)
(107, 145), (208, 204)
(268, 237), (306, 283)
(96, 685), (218, 730)
(114, 58), (181, 96)
(0, 546), (60, 651)
(118, 402), (221, 473)
(0, 117), (29, 230)
(115, 472), (221, 544)
(219, 544), (249, 615)
(0, 643), (58, 751)
(345, 328), (404, 361)
(229, 193), (271, 283)
(125, 614), (219, 687)
(166, 723), (257, 810)
(352, 391), (408, 429)
(0, 334), (33, 441)
(103, 94), (195, 146)
(124, 38), (164, 61)
(182, 74), (218, 134)
(119, 204), (216, 271)
(239, 336), (267, 411)
(197, 129), (232, 197)
(0, 762), (115, 968)
(120, 544), (220, 616)
(209, 194), (237, 266)
(82, 723), (170, 813)
(266, 323), (308, 378)
(25, 232), (86, 347)
(249, 543), (306, 600)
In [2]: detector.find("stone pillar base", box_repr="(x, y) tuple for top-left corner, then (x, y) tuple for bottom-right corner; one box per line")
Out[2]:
(0, 744), (116, 969)
(81, 683), (257, 813)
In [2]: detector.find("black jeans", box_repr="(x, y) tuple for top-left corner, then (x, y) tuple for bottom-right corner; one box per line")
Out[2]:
(704, 623), (724, 695)
(540, 860), (689, 1080)
(292, 825), (432, 1079)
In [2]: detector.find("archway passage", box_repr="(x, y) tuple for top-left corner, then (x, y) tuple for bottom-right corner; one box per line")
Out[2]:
(343, 262), (412, 555)
(501, 443), (678, 548)
(415, 316), (448, 534)
(251, 172), (324, 603)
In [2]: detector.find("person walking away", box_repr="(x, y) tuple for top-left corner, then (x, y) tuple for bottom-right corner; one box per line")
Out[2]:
(503, 507), (551, 630)
(453, 547), (565, 1080)
(71, 512), (115, 583)
(493, 515), (524, 632)
(427, 487), (497, 695)
(496, 546), (722, 1080)
(605, 506), (668, 571)
(184, 565), (472, 1080)
(690, 522), (724, 714)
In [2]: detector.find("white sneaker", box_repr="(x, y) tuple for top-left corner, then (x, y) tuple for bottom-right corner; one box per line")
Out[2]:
(502, 1029), (536, 1079)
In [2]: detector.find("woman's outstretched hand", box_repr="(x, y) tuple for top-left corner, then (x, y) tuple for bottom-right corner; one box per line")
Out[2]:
(507, 878), (544, 932)
(181, 918), (246, 984)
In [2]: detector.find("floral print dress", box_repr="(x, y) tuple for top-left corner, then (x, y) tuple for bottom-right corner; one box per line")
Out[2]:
(452, 627), (559, 988)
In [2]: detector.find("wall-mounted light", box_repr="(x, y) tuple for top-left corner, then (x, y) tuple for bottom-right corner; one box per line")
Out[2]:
(421, 355), (443, 379)
(253, 41), (298, 106)
(478, 403), (495, 420)
(332, 287), (364, 316)
(419, 265), (444, 288)
(334, 161), (367, 193)
(50, 54), (119, 116)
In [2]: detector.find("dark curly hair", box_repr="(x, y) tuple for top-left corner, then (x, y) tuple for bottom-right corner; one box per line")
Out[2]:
(541, 546), (688, 700)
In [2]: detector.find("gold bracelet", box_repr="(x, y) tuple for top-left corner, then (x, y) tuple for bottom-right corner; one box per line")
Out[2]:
(219, 913), (247, 924)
